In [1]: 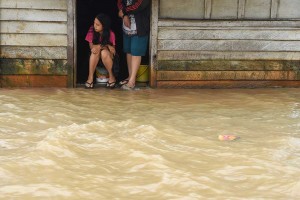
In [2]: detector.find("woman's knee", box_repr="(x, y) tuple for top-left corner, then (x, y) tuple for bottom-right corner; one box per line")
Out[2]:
(101, 49), (112, 60)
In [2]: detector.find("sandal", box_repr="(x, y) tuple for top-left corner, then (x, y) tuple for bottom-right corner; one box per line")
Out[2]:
(106, 81), (116, 89)
(118, 79), (129, 86)
(121, 83), (135, 91)
(85, 81), (94, 89)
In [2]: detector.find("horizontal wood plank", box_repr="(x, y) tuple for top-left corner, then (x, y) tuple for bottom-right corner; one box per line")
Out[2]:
(158, 40), (300, 51)
(0, 9), (67, 21)
(157, 60), (300, 71)
(0, 21), (67, 34)
(0, 46), (67, 59)
(0, 0), (67, 10)
(0, 34), (67, 46)
(158, 20), (300, 28)
(158, 29), (300, 40)
(157, 71), (300, 81)
(157, 51), (300, 61)
(157, 80), (300, 88)
(0, 75), (68, 87)
(0, 58), (68, 75)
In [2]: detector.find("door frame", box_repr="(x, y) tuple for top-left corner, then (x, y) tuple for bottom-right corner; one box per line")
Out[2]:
(67, 0), (158, 88)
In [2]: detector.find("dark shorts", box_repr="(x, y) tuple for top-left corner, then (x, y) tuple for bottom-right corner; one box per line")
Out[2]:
(123, 34), (149, 56)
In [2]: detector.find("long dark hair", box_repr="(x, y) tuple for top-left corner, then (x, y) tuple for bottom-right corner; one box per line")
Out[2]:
(92, 13), (111, 46)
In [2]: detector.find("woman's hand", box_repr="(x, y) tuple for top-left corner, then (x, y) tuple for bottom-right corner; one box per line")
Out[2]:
(107, 45), (116, 56)
(123, 15), (131, 28)
(91, 45), (101, 54)
(119, 9), (131, 28)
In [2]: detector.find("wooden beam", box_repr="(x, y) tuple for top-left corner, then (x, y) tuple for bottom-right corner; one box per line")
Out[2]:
(1, 34), (67, 46)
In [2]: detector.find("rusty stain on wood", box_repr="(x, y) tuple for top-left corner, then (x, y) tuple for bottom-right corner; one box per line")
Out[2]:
(157, 71), (299, 81)
(0, 75), (68, 87)
(157, 60), (300, 71)
(0, 59), (68, 75)
(157, 80), (300, 89)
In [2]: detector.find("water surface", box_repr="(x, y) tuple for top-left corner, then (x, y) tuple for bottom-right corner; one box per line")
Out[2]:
(0, 88), (300, 199)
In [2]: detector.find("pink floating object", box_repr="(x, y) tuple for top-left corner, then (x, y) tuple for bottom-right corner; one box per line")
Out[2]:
(218, 135), (239, 141)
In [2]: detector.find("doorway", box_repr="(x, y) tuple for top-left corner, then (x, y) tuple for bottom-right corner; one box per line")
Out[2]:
(75, 0), (149, 85)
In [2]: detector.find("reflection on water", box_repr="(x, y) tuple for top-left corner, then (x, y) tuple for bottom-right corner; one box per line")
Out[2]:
(0, 88), (300, 199)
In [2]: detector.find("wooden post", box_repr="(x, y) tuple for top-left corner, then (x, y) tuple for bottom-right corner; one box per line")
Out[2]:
(150, 0), (159, 88)
(67, 0), (75, 87)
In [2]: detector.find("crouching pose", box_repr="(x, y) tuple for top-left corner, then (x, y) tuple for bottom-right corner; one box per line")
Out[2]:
(85, 13), (117, 89)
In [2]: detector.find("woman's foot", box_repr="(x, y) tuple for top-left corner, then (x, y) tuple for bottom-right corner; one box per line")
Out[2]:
(118, 79), (129, 86)
(121, 82), (135, 90)
(85, 81), (94, 89)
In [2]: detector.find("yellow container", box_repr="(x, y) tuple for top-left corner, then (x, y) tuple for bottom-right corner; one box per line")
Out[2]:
(136, 65), (149, 82)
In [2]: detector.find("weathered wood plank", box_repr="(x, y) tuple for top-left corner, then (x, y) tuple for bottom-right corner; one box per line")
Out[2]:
(157, 60), (300, 71)
(158, 29), (300, 40)
(0, 34), (67, 46)
(157, 80), (300, 88)
(159, 0), (205, 19)
(0, 21), (67, 34)
(0, 75), (68, 87)
(211, 0), (238, 19)
(0, 9), (67, 21)
(244, 0), (271, 19)
(157, 51), (300, 61)
(158, 20), (300, 28)
(0, 59), (68, 75)
(158, 40), (300, 51)
(0, 0), (67, 10)
(277, 0), (300, 19)
(157, 71), (299, 81)
(0, 46), (67, 59)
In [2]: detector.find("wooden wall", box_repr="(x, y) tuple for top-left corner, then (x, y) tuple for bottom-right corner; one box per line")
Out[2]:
(0, 0), (72, 87)
(151, 0), (300, 88)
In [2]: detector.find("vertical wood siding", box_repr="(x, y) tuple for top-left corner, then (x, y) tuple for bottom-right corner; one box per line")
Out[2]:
(0, 0), (69, 87)
(156, 0), (300, 88)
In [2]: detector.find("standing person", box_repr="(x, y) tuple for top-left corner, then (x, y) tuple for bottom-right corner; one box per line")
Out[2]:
(117, 0), (150, 90)
(85, 13), (117, 89)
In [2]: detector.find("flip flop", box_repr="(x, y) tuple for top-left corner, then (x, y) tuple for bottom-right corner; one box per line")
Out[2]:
(85, 81), (94, 89)
(121, 83), (135, 91)
(118, 79), (129, 86)
(106, 81), (116, 89)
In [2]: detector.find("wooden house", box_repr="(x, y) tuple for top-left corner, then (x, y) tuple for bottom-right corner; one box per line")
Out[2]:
(1, 0), (300, 88)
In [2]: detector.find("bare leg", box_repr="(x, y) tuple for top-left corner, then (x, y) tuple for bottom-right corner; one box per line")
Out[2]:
(126, 53), (132, 80)
(101, 49), (115, 83)
(87, 52), (100, 84)
(127, 55), (142, 87)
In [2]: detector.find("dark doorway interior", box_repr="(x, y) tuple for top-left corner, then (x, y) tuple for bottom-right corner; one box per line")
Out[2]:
(76, 0), (123, 84)
(76, 0), (149, 84)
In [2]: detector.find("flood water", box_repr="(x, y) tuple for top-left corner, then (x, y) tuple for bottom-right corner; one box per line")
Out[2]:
(0, 87), (300, 200)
